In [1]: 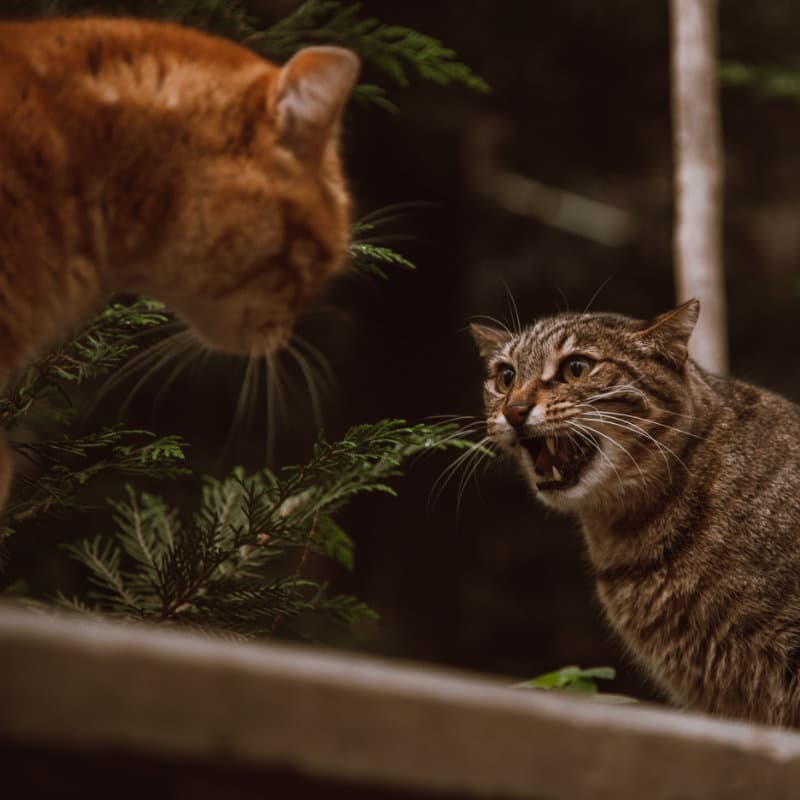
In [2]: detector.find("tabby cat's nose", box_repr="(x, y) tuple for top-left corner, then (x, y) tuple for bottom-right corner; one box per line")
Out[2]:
(504, 402), (532, 428)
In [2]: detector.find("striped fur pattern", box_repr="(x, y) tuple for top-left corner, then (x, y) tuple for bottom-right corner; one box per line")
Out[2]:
(0, 17), (359, 508)
(473, 299), (800, 727)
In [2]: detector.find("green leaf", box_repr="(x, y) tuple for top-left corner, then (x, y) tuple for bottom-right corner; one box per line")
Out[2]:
(318, 513), (354, 571)
(516, 665), (617, 694)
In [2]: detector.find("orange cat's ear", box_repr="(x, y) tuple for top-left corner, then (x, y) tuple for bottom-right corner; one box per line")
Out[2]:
(470, 323), (512, 359)
(272, 46), (360, 159)
(634, 298), (700, 367)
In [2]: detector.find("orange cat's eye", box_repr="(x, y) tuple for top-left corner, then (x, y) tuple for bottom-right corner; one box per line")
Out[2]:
(561, 356), (594, 384)
(495, 365), (516, 394)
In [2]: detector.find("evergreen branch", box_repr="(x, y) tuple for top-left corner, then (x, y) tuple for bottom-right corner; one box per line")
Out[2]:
(60, 420), (470, 636)
(252, 0), (489, 99)
(310, 584), (379, 625)
(271, 509), (319, 633)
(2, 0), (258, 39)
(54, 592), (101, 614)
(349, 241), (416, 280)
(352, 82), (398, 113)
(65, 535), (143, 613)
(0, 298), (171, 429)
(4, 430), (188, 527)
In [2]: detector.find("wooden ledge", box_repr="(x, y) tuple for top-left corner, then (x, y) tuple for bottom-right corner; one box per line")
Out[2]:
(2, 604), (800, 798)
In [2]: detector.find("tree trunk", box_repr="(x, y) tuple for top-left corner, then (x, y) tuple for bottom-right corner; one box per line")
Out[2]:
(670, 0), (727, 374)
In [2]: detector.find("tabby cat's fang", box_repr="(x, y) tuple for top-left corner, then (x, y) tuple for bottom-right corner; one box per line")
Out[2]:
(519, 435), (595, 491)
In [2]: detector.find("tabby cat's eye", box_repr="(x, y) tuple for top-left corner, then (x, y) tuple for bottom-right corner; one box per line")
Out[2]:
(495, 365), (516, 394)
(561, 356), (594, 383)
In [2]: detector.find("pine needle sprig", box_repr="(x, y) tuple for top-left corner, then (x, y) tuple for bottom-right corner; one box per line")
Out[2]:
(61, 420), (471, 636)
(349, 226), (417, 280)
(2, 0), (258, 39)
(0, 298), (171, 429)
(252, 0), (489, 100)
(4, 429), (188, 528)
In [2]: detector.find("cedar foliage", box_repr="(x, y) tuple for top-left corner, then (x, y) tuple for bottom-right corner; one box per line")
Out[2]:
(0, 0), (485, 637)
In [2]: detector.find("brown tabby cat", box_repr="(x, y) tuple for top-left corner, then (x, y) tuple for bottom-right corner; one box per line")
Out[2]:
(473, 299), (800, 727)
(0, 17), (359, 508)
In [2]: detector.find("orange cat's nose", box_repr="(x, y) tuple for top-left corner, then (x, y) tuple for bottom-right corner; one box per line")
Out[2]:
(504, 402), (532, 428)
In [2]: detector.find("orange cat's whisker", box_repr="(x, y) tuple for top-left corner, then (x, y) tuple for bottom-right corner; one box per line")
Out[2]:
(286, 345), (324, 430)
(90, 327), (192, 416)
(291, 334), (335, 389)
(356, 200), (437, 227)
(264, 353), (288, 467)
(117, 331), (197, 421)
(151, 340), (204, 414)
(222, 355), (261, 458)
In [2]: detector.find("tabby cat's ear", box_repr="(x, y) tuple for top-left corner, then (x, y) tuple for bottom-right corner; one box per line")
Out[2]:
(634, 298), (700, 367)
(470, 323), (512, 358)
(272, 46), (360, 159)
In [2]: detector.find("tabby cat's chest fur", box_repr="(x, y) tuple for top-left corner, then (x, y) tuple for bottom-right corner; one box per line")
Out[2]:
(473, 300), (800, 727)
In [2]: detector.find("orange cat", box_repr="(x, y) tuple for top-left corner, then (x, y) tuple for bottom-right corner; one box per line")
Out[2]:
(0, 17), (359, 508)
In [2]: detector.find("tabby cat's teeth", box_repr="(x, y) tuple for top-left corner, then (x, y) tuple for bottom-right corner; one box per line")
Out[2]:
(546, 437), (557, 456)
(552, 465), (562, 481)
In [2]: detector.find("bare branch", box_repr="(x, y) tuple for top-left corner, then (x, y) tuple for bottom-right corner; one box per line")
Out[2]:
(670, 0), (728, 374)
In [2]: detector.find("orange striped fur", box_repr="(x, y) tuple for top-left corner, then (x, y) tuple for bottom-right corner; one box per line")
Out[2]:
(0, 17), (359, 508)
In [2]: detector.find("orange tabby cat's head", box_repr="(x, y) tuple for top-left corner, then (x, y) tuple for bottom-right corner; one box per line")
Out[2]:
(0, 19), (358, 369)
(81, 23), (361, 355)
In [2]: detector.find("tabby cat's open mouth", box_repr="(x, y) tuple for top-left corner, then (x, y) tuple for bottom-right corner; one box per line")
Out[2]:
(519, 434), (596, 491)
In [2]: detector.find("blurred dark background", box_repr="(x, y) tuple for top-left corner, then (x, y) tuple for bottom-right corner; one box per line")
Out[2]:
(9, 0), (800, 704)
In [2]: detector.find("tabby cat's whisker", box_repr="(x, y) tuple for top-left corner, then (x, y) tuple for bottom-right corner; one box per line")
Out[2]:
(581, 275), (614, 315)
(576, 412), (684, 478)
(570, 420), (646, 484)
(578, 406), (691, 461)
(553, 286), (571, 313)
(595, 379), (699, 421)
(426, 413), (483, 424)
(501, 279), (522, 334)
(429, 436), (493, 510)
(564, 422), (622, 484)
(456, 444), (493, 516)
(583, 384), (648, 406)
(644, 403), (698, 421)
(418, 421), (487, 463)
(577, 406), (700, 440)
(469, 314), (514, 339)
